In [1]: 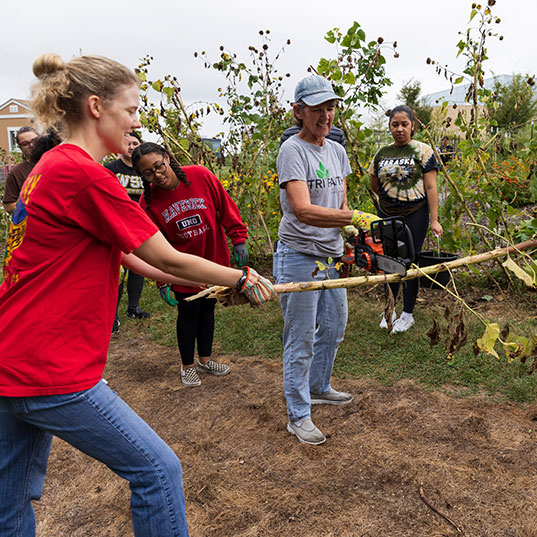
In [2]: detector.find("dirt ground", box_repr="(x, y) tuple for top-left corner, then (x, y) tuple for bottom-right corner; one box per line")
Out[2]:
(34, 318), (537, 537)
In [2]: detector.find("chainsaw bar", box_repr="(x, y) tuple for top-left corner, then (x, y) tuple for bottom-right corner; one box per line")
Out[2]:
(374, 254), (408, 276)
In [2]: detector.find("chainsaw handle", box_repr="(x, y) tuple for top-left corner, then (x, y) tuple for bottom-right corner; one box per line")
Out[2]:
(404, 223), (415, 263)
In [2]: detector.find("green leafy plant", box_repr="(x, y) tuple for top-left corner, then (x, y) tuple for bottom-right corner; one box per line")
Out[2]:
(135, 55), (217, 170)
(195, 30), (291, 255)
(316, 21), (397, 211)
(421, 0), (537, 273)
(398, 79), (432, 128)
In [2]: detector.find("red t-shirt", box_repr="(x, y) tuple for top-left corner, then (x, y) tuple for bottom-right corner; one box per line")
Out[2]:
(0, 144), (158, 396)
(140, 165), (248, 293)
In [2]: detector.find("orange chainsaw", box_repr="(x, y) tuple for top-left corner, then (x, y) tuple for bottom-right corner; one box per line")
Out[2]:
(341, 217), (415, 277)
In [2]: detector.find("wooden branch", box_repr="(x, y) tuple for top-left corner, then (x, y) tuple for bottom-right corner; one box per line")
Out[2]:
(418, 486), (463, 534)
(185, 239), (537, 301)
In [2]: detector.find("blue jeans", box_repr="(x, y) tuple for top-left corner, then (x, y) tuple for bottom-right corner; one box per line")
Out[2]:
(0, 379), (189, 537)
(273, 241), (348, 423)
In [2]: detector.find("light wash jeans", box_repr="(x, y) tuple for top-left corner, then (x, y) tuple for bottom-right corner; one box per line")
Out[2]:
(0, 379), (189, 537)
(273, 241), (348, 423)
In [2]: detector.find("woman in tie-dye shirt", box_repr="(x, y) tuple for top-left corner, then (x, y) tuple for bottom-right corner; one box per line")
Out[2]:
(369, 105), (443, 334)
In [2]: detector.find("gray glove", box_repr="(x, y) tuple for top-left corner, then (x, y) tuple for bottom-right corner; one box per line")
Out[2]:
(232, 243), (249, 267)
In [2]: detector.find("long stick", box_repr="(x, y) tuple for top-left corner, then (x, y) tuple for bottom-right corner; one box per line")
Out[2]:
(186, 239), (537, 301)
(275, 238), (536, 294)
(418, 486), (463, 534)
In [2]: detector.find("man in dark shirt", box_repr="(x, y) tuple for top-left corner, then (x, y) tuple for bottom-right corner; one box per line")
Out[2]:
(3, 126), (38, 214)
(105, 131), (150, 332)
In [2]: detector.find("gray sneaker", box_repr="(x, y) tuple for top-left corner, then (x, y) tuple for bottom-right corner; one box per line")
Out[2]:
(310, 387), (353, 405)
(287, 418), (326, 445)
(196, 360), (230, 376)
(181, 367), (201, 387)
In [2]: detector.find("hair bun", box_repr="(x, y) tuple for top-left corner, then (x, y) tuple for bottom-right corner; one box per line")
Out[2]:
(33, 53), (65, 78)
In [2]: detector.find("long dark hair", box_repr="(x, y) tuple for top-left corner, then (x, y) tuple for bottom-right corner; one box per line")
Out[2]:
(131, 142), (189, 211)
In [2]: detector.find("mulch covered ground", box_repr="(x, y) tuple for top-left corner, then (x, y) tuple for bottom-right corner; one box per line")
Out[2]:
(35, 330), (537, 537)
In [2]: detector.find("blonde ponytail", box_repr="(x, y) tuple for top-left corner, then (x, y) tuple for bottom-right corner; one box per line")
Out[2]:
(31, 53), (71, 130)
(30, 53), (138, 134)
(32, 52), (65, 77)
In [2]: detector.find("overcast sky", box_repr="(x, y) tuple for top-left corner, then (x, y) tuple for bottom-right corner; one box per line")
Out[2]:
(1, 0), (534, 137)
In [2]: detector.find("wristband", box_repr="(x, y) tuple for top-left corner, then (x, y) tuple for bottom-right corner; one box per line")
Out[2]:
(236, 267), (249, 291)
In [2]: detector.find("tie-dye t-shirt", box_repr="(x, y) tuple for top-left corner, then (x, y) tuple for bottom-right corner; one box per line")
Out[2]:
(368, 140), (438, 216)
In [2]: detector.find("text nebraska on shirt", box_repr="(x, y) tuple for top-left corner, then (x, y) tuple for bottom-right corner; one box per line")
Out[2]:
(162, 197), (208, 223)
(379, 156), (416, 167)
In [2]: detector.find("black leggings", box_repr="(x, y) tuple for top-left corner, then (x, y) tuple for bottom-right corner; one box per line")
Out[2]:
(173, 292), (217, 366)
(378, 204), (429, 314)
(117, 270), (145, 311)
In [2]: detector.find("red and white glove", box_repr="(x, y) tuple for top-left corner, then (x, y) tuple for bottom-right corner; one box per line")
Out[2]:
(236, 267), (277, 307)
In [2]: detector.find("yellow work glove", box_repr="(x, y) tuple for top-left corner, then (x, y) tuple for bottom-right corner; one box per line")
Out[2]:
(341, 225), (359, 238)
(351, 210), (381, 230)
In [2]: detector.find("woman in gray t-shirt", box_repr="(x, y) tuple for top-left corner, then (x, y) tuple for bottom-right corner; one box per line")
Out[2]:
(274, 74), (364, 446)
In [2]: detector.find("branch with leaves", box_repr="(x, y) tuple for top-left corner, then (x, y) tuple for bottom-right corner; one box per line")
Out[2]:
(188, 238), (537, 368)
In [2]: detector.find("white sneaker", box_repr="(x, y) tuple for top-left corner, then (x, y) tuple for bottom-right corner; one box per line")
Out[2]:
(392, 314), (415, 333)
(379, 311), (397, 329)
(310, 387), (353, 405)
(287, 418), (326, 445)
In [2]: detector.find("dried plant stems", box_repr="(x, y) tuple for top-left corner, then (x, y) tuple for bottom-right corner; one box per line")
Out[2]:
(186, 238), (537, 302)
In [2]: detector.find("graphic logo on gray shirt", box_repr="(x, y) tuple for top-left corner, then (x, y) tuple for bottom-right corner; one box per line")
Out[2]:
(315, 161), (330, 180)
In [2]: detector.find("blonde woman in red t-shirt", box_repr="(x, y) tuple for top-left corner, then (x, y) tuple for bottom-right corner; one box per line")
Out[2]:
(0, 53), (275, 537)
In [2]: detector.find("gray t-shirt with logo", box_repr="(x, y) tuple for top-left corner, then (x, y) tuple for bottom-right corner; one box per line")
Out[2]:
(276, 135), (352, 257)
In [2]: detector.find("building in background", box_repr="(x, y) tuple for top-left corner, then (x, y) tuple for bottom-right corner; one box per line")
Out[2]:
(422, 75), (514, 137)
(0, 99), (35, 155)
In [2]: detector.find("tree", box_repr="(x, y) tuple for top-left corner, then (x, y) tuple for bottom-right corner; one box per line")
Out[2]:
(397, 79), (432, 127)
(487, 74), (537, 128)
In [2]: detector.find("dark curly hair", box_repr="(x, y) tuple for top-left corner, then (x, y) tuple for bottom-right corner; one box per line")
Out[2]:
(131, 142), (189, 211)
(29, 127), (62, 165)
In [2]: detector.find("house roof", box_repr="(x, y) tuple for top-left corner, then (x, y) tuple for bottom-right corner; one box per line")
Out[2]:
(0, 98), (32, 112)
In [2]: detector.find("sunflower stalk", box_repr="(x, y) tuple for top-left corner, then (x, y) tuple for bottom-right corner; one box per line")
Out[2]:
(186, 238), (537, 302)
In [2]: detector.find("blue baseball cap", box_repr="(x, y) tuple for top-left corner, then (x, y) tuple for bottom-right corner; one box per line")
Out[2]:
(294, 75), (342, 106)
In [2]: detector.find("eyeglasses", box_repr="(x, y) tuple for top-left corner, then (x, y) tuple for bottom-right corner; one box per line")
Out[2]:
(19, 140), (35, 148)
(141, 160), (167, 180)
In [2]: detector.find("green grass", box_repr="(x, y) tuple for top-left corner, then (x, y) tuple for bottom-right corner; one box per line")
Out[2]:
(132, 280), (537, 404)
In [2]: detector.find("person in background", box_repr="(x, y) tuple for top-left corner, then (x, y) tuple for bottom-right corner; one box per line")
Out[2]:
(280, 124), (347, 148)
(132, 142), (249, 388)
(105, 131), (150, 332)
(0, 52), (275, 537)
(3, 128), (63, 215)
(274, 74), (379, 446)
(2, 126), (39, 214)
(439, 135), (454, 165)
(0, 154), (17, 184)
(29, 128), (62, 165)
(370, 105), (443, 333)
